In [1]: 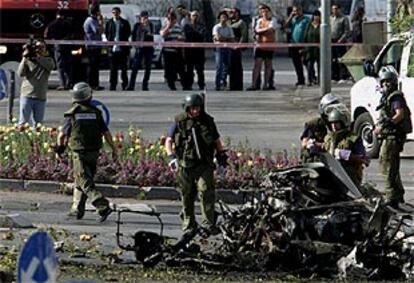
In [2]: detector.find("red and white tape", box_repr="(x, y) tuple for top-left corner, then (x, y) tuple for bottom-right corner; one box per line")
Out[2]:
(0, 38), (358, 49)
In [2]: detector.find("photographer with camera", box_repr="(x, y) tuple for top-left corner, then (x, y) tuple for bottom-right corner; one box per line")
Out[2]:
(17, 39), (55, 129)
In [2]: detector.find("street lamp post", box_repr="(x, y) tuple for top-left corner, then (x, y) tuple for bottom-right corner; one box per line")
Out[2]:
(320, 0), (331, 96)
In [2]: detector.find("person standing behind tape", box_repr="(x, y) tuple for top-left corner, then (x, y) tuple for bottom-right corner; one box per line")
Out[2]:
(330, 3), (350, 83)
(56, 82), (117, 222)
(105, 6), (131, 91)
(247, 4), (276, 91)
(250, 3), (276, 90)
(127, 11), (154, 91)
(284, 4), (309, 87)
(212, 11), (235, 91)
(229, 8), (247, 91)
(160, 11), (188, 91)
(17, 39), (55, 129)
(165, 93), (227, 236)
(44, 9), (73, 90)
(183, 10), (206, 91)
(303, 10), (321, 86)
(83, 5), (104, 91)
(373, 68), (412, 208)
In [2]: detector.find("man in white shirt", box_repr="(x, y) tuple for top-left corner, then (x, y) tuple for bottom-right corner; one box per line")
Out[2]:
(212, 11), (235, 91)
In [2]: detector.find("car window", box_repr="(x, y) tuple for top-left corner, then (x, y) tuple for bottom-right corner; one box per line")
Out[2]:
(408, 42), (414, 77)
(378, 40), (404, 73)
(150, 20), (162, 34)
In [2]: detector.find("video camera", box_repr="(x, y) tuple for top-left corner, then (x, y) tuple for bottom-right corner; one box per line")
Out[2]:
(22, 37), (37, 58)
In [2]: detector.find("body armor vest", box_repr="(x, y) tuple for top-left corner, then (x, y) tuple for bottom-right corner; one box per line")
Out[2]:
(174, 112), (216, 168)
(324, 130), (363, 186)
(380, 90), (412, 137)
(65, 103), (104, 151)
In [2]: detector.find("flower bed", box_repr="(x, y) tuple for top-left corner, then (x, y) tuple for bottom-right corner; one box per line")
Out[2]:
(0, 124), (301, 190)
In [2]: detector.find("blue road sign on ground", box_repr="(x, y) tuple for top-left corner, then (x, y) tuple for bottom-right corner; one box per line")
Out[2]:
(0, 67), (8, 100)
(17, 231), (58, 283)
(90, 99), (110, 127)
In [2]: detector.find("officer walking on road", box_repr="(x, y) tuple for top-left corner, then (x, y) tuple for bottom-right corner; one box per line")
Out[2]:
(373, 68), (412, 207)
(165, 93), (227, 236)
(300, 93), (341, 163)
(56, 82), (117, 222)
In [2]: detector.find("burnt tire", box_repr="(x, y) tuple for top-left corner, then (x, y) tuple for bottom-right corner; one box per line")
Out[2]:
(353, 112), (380, 158)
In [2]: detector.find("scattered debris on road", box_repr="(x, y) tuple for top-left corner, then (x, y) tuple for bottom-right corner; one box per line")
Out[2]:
(117, 153), (414, 280)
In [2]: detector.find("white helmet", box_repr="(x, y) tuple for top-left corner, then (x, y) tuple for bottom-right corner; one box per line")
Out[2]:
(319, 93), (341, 115)
(71, 82), (92, 102)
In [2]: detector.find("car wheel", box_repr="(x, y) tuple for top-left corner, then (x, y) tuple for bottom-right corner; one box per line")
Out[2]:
(353, 112), (380, 158)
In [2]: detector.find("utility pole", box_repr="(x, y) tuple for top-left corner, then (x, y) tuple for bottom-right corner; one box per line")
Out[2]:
(387, 0), (396, 40)
(320, 0), (331, 96)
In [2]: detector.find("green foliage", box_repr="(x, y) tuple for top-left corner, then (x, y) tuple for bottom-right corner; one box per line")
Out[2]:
(390, 15), (414, 34)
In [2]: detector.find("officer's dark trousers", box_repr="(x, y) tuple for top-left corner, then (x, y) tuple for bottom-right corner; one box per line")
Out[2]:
(230, 49), (243, 90)
(128, 48), (153, 90)
(379, 138), (405, 203)
(71, 151), (110, 216)
(288, 47), (305, 85)
(331, 44), (347, 81)
(86, 48), (101, 89)
(177, 164), (215, 231)
(109, 51), (129, 90)
(184, 48), (205, 90)
(54, 45), (72, 88)
(163, 49), (186, 90)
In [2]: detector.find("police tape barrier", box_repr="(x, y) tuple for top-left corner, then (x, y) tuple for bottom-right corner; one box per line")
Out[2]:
(0, 38), (357, 49)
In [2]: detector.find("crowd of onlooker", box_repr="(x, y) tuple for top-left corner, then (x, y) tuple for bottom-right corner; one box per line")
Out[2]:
(40, 1), (366, 92)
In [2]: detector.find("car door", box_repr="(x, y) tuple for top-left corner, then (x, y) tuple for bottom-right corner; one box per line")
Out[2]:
(399, 37), (414, 140)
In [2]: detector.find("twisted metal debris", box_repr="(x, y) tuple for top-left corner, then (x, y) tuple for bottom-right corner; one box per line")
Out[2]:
(117, 153), (414, 280)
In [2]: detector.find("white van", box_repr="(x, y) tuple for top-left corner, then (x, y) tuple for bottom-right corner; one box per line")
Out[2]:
(350, 32), (414, 157)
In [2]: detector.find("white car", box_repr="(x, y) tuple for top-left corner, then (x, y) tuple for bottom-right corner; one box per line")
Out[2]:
(100, 4), (165, 68)
(350, 33), (414, 157)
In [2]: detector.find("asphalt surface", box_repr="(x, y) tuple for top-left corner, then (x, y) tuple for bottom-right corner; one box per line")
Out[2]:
(1, 54), (414, 276)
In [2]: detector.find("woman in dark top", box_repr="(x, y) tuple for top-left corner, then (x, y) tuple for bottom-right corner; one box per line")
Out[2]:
(303, 10), (321, 86)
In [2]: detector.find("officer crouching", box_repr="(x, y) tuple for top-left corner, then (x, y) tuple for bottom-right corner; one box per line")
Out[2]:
(56, 82), (117, 222)
(373, 67), (412, 208)
(165, 93), (227, 236)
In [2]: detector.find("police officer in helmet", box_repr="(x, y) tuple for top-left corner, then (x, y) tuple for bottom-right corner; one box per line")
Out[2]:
(165, 93), (227, 236)
(323, 104), (368, 187)
(56, 82), (117, 222)
(300, 93), (341, 162)
(373, 67), (412, 208)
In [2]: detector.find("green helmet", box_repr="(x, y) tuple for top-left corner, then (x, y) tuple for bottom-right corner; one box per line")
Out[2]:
(182, 93), (204, 111)
(71, 82), (92, 102)
(319, 93), (341, 115)
(379, 66), (398, 86)
(327, 106), (351, 128)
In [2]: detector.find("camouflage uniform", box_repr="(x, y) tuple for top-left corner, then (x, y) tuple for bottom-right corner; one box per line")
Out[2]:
(172, 112), (220, 231)
(300, 117), (328, 163)
(65, 102), (111, 218)
(378, 90), (411, 204)
(324, 130), (364, 187)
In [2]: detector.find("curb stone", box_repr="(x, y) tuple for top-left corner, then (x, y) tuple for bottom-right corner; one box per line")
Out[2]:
(26, 180), (61, 192)
(0, 179), (24, 190)
(0, 179), (245, 204)
(142, 186), (181, 200)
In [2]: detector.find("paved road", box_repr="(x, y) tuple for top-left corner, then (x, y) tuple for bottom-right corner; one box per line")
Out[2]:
(1, 55), (414, 265)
